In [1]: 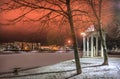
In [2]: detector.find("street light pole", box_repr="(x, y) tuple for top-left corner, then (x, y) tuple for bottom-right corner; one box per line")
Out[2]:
(81, 32), (86, 56)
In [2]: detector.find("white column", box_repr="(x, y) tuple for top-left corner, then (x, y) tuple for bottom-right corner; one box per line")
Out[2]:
(87, 37), (89, 57)
(91, 35), (94, 57)
(83, 36), (86, 55)
(83, 36), (86, 56)
(96, 36), (98, 56)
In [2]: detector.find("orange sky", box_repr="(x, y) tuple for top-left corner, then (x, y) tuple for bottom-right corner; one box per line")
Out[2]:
(0, 0), (117, 44)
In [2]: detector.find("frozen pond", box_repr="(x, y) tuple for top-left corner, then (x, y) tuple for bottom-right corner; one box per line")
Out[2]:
(0, 51), (82, 73)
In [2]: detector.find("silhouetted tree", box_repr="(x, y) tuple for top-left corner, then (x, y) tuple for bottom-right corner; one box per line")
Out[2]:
(86, 0), (109, 65)
(0, 0), (89, 74)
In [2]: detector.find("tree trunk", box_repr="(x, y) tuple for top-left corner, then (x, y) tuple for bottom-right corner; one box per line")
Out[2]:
(98, 22), (108, 65)
(66, 0), (82, 74)
(99, 32), (108, 65)
(89, 0), (109, 65)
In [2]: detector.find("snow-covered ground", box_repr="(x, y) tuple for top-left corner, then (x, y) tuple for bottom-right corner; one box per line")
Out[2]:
(0, 57), (120, 79)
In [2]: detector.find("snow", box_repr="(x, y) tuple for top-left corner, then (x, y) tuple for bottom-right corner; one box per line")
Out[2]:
(0, 53), (120, 79)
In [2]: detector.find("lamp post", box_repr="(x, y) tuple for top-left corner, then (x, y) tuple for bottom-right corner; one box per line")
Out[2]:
(81, 32), (86, 56)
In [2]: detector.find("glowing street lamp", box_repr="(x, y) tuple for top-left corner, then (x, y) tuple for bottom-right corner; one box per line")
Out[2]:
(68, 40), (71, 44)
(81, 32), (86, 37)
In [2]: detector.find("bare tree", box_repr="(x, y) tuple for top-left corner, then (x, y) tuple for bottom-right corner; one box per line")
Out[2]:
(86, 0), (109, 65)
(0, 0), (89, 74)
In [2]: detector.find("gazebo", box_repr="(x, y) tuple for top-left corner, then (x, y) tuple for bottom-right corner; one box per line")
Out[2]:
(81, 25), (106, 57)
